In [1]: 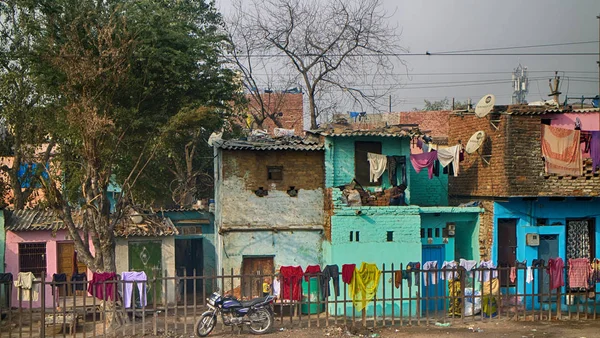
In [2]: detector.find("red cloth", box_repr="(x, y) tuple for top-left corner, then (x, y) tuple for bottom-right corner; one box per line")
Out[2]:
(342, 264), (356, 284)
(304, 265), (322, 281)
(279, 266), (303, 301)
(568, 258), (592, 289)
(410, 151), (438, 179)
(87, 272), (117, 301)
(547, 258), (564, 290)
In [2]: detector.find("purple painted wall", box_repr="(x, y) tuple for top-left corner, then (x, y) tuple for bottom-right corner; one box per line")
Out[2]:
(5, 230), (94, 308)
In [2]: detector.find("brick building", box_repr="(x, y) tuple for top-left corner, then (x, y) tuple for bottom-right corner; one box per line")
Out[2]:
(448, 106), (600, 306)
(213, 136), (325, 297)
(242, 92), (304, 136)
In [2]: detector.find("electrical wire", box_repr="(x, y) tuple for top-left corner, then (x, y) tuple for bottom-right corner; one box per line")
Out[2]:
(234, 52), (598, 58)
(434, 40), (600, 54)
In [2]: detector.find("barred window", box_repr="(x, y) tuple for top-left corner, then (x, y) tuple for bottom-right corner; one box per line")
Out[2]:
(19, 243), (47, 277)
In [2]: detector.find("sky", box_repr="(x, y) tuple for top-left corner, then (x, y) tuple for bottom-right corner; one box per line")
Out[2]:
(217, 0), (600, 112)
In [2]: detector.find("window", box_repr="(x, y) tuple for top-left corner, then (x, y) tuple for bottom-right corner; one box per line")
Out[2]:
(19, 243), (47, 277)
(354, 141), (382, 186)
(267, 166), (283, 181)
(387, 231), (394, 242)
(355, 231), (360, 242)
(349, 231), (354, 242)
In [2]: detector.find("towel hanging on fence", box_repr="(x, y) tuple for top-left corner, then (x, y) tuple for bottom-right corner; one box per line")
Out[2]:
(121, 271), (148, 308)
(87, 272), (117, 301)
(547, 258), (564, 290)
(279, 266), (303, 301)
(14, 272), (38, 302)
(342, 264), (356, 285)
(567, 258), (592, 289)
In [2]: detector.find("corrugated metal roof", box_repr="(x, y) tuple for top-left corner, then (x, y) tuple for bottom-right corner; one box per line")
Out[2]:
(505, 107), (600, 115)
(5, 209), (177, 237)
(219, 138), (323, 151)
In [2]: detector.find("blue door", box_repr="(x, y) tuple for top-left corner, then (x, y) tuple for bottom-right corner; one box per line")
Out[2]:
(422, 245), (445, 315)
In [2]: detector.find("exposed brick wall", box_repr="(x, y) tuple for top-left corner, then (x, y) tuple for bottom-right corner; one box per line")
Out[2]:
(222, 149), (324, 191)
(399, 111), (450, 138)
(478, 200), (494, 259)
(245, 93), (305, 135)
(449, 112), (600, 198)
(448, 113), (509, 197)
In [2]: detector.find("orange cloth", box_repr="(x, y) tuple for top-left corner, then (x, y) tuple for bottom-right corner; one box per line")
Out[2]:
(541, 125), (582, 176)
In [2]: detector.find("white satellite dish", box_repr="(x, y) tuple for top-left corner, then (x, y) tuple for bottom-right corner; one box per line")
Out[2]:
(475, 94), (496, 118)
(465, 130), (486, 154)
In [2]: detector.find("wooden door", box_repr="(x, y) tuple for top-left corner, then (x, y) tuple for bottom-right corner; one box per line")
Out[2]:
(57, 242), (88, 296)
(497, 219), (517, 286)
(241, 257), (274, 299)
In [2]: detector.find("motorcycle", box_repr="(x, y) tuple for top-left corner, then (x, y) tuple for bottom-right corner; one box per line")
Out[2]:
(195, 291), (275, 336)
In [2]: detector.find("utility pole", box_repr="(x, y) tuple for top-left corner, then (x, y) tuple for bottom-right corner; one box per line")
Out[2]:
(549, 71), (561, 106)
(597, 14), (600, 97)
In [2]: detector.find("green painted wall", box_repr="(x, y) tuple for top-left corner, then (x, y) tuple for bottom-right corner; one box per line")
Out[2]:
(326, 136), (410, 191)
(408, 165), (448, 206)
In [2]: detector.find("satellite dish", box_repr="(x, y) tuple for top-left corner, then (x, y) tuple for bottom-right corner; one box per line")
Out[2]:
(475, 94), (495, 117)
(465, 130), (486, 154)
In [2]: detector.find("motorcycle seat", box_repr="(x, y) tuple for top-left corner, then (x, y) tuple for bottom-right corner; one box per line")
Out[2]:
(240, 296), (268, 307)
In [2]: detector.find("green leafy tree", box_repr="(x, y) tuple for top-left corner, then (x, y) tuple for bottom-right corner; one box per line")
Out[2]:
(12, 0), (238, 282)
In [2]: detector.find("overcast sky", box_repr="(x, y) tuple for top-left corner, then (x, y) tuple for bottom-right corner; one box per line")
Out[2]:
(217, 0), (600, 112)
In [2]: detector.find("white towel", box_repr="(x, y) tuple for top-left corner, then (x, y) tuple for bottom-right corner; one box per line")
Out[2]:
(422, 261), (438, 286)
(526, 266), (533, 284)
(437, 145), (461, 177)
(367, 153), (387, 182)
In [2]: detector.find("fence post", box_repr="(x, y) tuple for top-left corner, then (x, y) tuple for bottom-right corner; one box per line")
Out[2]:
(40, 272), (46, 338)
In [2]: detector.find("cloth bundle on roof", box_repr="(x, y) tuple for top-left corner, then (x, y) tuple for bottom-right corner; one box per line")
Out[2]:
(541, 125), (582, 176)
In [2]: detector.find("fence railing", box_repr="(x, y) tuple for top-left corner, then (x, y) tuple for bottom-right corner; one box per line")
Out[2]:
(1, 264), (599, 337)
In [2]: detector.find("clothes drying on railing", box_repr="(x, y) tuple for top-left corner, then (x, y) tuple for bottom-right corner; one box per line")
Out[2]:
(320, 265), (340, 298)
(304, 265), (321, 282)
(71, 273), (87, 292)
(341, 264), (356, 285)
(121, 271), (148, 308)
(349, 262), (380, 311)
(441, 261), (458, 281)
(422, 261), (438, 286)
(0, 273), (13, 283)
(279, 266), (303, 301)
(478, 260), (498, 282)
(567, 258), (592, 289)
(51, 273), (67, 296)
(87, 272), (117, 301)
(14, 272), (38, 302)
(547, 258), (564, 290)
(459, 259), (477, 272)
(404, 262), (420, 286)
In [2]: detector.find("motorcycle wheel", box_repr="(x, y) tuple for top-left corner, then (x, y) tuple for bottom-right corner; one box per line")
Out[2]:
(247, 308), (273, 335)
(194, 312), (216, 337)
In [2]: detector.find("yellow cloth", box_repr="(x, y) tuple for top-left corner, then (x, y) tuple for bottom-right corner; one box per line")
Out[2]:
(482, 278), (500, 296)
(349, 262), (381, 311)
(262, 282), (270, 294)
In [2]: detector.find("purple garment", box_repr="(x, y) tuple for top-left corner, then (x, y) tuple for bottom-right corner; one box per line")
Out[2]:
(410, 150), (438, 179)
(591, 131), (600, 173)
(416, 138), (423, 149)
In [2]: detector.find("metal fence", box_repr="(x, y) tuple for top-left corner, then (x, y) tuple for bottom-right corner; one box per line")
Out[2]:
(1, 264), (599, 337)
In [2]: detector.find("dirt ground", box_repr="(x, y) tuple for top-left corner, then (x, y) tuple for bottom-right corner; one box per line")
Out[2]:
(182, 320), (600, 338)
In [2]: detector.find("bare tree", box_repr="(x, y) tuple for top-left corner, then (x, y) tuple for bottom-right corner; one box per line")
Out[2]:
(228, 0), (407, 129)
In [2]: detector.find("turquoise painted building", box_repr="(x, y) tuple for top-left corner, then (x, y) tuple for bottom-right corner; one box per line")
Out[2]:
(315, 128), (482, 317)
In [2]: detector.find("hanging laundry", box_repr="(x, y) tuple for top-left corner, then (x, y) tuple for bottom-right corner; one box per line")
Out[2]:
(547, 258), (564, 290)
(478, 260), (498, 282)
(349, 263), (381, 311)
(342, 264), (356, 285)
(304, 265), (322, 281)
(590, 131), (600, 173)
(526, 266), (533, 284)
(416, 138), (423, 150)
(448, 279), (462, 316)
(394, 270), (402, 289)
(592, 258), (600, 283)
(0, 273), (13, 283)
(71, 273), (87, 292)
(541, 125), (583, 176)
(87, 272), (117, 301)
(367, 153), (387, 182)
(320, 265), (340, 298)
(280, 266), (304, 301)
(410, 151), (438, 179)
(459, 259), (477, 273)
(510, 267), (516, 284)
(568, 258), (592, 289)
(52, 273), (67, 296)
(437, 145), (461, 177)
(14, 272), (38, 302)
(422, 261), (438, 286)
(405, 262), (420, 286)
(387, 156), (407, 187)
(441, 261), (458, 281)
(121, 271), (148, 308)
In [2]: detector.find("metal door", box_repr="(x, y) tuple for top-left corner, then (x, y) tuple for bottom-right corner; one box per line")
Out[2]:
(422, 245), (445, 315)
(129, 241), (162, 305)
(538, 235), (559, 302)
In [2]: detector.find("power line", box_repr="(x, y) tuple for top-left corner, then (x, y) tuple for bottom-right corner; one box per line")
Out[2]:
(434, 40), (600, 54)
(233, 52), (598, 58)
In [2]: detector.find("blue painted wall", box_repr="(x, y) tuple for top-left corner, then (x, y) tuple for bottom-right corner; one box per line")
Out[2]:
(492, 197), (600, 310)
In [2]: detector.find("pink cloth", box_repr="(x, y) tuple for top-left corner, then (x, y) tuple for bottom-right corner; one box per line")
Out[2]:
(568, 258), (592, 289)
(510, 267), (516, 283)
(410, 150), (438, 179)
(590, 131), (600, 173)
(541, 125), (582, 176)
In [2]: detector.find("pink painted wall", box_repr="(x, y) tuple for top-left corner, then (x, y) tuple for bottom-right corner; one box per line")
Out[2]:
(5, 230), (94, 308)
(546, 112), (600, 159)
